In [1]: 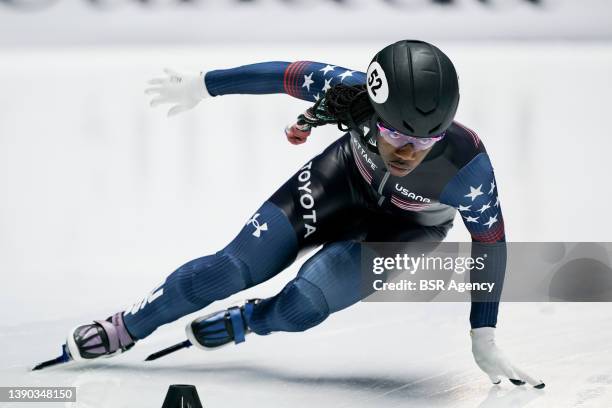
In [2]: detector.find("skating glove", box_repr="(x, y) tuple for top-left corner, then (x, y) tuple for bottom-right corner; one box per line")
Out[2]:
(145, 68), (211, 117)
(471, 327), (545, 388)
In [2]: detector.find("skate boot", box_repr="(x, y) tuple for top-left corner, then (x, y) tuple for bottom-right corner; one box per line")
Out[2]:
(66, 312), (136, 361)
(186, 299), (260, 350)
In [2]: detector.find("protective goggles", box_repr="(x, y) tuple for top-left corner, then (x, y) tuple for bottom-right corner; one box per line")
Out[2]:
(376, 121), (444, 151)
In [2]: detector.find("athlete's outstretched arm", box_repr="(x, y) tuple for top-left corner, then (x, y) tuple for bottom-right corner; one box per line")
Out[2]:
(440, 151), (506, 328)
(440, 147), (544, 388)
(146, 62), (365, 116)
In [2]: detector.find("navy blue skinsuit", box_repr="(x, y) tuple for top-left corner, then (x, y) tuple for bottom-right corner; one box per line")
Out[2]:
(122, 61), (507, 340)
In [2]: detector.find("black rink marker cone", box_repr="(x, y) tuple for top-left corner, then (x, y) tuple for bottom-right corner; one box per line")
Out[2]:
(161, 384), (203, 408)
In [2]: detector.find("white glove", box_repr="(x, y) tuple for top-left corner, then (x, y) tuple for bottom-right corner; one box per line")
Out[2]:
(471, 327), (545, 388)
(145, 68), (211, 117)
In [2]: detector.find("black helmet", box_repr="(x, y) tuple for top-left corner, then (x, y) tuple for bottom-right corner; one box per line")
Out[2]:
(366, 40), (459, 138)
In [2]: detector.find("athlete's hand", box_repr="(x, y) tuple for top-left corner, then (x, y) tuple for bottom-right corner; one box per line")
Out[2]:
(285, 123), (312, 145)
(145, 68), (211, 117)
(471, 327), (545, 388)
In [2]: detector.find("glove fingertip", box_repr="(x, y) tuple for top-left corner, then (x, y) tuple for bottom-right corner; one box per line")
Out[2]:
(509, 379), (526, 386)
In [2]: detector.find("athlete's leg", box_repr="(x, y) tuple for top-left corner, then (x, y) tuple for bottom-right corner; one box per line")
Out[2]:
(66, 134), (366, 360)
(248, 220), (453, 335)
(122, 134), (363, 340)
(122, 201), (298, 340)
(67, 200), (301, 361)
(248, 240), (360, 334)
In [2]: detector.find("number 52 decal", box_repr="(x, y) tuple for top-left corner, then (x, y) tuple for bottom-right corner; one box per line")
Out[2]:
(366, 61), (389, 104)
(368, 69), (382, 95)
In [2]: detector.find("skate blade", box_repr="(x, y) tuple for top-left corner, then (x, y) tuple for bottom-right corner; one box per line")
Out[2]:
(32, 345), (72, 371)
(145, 340), (192, 361)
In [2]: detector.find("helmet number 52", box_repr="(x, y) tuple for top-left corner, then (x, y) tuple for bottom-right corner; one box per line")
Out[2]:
(368, 69), (382, 96)
(366, 62), (389, 104)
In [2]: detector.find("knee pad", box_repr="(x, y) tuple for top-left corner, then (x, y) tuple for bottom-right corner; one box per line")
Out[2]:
(275, 277), (330, 332)
(172, 251), (250, 306)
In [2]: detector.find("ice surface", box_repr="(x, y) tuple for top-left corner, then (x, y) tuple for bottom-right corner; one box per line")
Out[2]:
(2, 302), (612, 407)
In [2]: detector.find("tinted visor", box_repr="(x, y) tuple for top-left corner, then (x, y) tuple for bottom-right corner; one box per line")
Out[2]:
(376, 121), (444, 151)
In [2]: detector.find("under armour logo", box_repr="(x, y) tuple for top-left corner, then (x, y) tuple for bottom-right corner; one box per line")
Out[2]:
(125, 283), (164, 316)
(246, 213), (268, 237)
